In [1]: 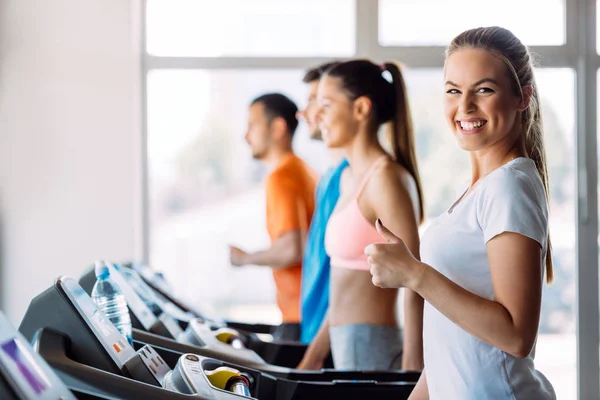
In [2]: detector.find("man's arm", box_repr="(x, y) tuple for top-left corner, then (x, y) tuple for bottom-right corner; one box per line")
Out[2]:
(230, 168), (310, 268)
(230, 230), (303, 268)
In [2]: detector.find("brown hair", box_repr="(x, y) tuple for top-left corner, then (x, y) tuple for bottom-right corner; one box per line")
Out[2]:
(325, 59), (424, 223)
(302, 61), (341, 83)
(447, 26), (553, 283)
(250, 92), (299, 136)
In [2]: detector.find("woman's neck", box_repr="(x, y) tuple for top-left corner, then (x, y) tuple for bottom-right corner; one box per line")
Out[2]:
(469, 134), (527, 185)
(343, 129), (387, 176)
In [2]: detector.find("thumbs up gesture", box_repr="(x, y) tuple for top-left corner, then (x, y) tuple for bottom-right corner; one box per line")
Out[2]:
(365, 219), (425, 290)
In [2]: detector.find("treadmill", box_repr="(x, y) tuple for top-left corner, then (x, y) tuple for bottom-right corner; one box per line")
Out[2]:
(0, 310), (104, 400)
(80, 263), (419, 382)
(20, 276), (416, 399)
(128, 261), (287, 339)
(80, 263), (310, 369)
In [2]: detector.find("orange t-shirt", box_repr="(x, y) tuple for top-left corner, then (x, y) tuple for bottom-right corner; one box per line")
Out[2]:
(266, 153), (317, 323)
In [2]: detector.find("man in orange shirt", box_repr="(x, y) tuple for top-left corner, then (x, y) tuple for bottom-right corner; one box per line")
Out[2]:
(229, 93), (317, 341)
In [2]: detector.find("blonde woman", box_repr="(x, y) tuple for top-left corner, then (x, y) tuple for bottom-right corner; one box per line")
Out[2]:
(367, 27), (556, 399)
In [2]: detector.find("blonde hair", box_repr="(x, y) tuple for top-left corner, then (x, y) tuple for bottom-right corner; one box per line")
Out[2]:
(446, 27), (553, 283)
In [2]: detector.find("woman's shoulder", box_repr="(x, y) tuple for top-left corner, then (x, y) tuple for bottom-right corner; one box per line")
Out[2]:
(368, 156), (408, 182)
(368, 157), (419, 203)
(481, 158), (544, 197)
(477, 157), (547, 216)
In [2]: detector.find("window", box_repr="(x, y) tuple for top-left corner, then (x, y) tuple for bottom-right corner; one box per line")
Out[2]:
(146, 0), (356, 57)
(534, 69), (576, 400)
(147, 69), (329, 322)
(379, 0), (565, 47)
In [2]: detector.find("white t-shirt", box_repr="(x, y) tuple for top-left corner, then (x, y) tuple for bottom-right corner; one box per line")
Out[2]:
(421, 158), (556, 399)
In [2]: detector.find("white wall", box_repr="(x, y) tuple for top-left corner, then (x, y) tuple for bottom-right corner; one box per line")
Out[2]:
(0, 0), (142, 324)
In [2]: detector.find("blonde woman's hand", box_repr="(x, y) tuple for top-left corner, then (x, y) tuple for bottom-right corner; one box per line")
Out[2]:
(365, 219), (426, 290)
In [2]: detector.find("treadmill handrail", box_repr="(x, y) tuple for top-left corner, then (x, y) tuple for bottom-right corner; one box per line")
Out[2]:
(33, 328), (197, 400)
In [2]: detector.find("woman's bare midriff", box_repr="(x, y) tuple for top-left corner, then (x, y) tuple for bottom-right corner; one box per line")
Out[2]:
(329, 265), (399, 327)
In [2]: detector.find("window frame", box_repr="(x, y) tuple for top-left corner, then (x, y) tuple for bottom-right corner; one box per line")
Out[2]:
(139, 1), (599, 398)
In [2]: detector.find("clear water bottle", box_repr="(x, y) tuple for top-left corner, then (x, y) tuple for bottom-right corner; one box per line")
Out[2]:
(91, 261), (133, 345)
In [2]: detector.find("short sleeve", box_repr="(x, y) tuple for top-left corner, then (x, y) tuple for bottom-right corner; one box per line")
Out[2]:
(266, 173), (304, 239)
(477, 169), (548, 249)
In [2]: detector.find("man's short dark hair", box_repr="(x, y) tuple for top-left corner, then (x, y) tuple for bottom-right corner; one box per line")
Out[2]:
(251, 93), (299, 135)
(302, 61), (342, 83)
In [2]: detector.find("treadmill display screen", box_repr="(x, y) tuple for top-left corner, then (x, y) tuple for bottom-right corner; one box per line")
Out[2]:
(0, 337), (50, 396)
(60, 277), (136, 368)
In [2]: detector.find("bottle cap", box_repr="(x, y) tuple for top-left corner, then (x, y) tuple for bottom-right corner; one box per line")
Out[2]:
(94, 260), (110, 279)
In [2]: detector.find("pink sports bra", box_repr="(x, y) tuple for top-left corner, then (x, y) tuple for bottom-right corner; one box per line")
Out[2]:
(325, 156), (387, 270)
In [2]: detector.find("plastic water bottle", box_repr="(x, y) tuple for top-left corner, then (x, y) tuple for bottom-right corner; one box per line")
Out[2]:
(91, 261), (133, 345)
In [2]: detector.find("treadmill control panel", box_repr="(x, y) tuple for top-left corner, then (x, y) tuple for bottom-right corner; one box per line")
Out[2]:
(58, 277), (136, 369)
(0, 312), (76, 400)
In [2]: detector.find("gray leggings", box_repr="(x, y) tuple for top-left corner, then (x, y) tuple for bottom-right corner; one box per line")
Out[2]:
(329, 324), (403, 370)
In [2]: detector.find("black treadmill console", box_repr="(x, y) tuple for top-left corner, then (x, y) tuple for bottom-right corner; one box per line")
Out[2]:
(59, 278), (137, 369)
(20, 277), (135, 375)
(24, 277), (172, 388)
(19, 277), (262, 399)
(80, 264), (183, 340)
(0, 311), (77, 400)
